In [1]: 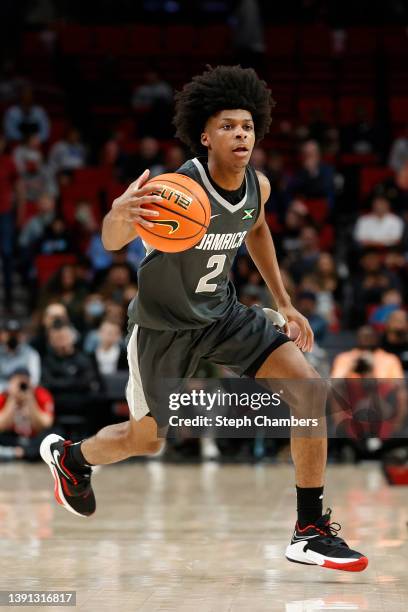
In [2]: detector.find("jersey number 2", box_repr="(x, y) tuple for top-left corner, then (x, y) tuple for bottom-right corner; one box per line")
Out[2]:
(195, 254), (227, 293)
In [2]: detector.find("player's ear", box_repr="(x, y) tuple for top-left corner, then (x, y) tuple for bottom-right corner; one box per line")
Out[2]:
(201, 132), (209, 149)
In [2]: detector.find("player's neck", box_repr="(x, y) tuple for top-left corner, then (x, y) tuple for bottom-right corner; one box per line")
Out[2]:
(207, 158), (245, 191)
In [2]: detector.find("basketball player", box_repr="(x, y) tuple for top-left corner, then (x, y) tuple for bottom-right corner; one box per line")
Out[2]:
(40, 66), (367, 571)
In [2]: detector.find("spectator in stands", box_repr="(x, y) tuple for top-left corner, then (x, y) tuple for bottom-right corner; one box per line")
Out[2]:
(389, 125), (408, 173)
(41, 324), (100, 397)
(3, 85), (50, 143)
(233, 255), (252, 293)
(331, 325), (404, 379)
(0, 60), (26, 104)
(340, 105), (380, 154)
(163, 145), (186, 173)
(13, 134), (55, 224)
(124, 136), (164, 181)
(278, 200), (311, 257)
(296, 290), (328, 344)
(240, 284), (265, 307)
(299, 273), (338, 330)
(0, 367), (54, 461)
(381, 310), (408, 372)
(72, 200), (98, 254)
(330, 326), (407, 456)
(132, 70), (172, 112)
(79, 294), (106, 338)
(87, 232), (114, 273)
(304, 108), (332, 150)
(313, 252), (340, 299)
(39, 264), (88, 324)
(353, 196), (404, 247)
(288, 140), (335, 209)
(19, 192), (56, 254)
(36, 216), (74, 256)
(374, 160), (408, 214)
(132, 70), (173, 138)
(18, 192), (56, 306)
(48, 127), (87, 179)
(0, 133), (21, 310)
(286, 225), (321, 283)
(30, 302), (77, 356)
(88, 319), (127, 375)
(344, 249), (402, 327)
(369, 288), (403, 327)
(304, 343), (330, 378)
(264, 150), (289, 218)
(0, 320), (41, 391)
(97, 262), (137, 304)
(250, 147), (267, 172)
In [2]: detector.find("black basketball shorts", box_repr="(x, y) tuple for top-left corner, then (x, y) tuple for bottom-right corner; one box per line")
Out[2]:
(125, 302), (291, 424)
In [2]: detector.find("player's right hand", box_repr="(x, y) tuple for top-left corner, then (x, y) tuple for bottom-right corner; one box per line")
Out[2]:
(111, 169), (163, 228)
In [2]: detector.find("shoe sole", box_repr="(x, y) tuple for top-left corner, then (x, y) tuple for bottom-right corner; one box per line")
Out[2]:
(40, 434), (87, 518)
(286, 543), (368, 572)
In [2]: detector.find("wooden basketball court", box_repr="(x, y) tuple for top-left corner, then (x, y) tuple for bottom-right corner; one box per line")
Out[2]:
(1, 461), (407, 611)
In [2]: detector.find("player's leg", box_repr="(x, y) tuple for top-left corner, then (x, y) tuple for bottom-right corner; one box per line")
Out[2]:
(40, 415), (164, 518)
(205, 304), (368, 571)
(80, 415), (162, 465)
(255, 338), (367, 571)
(40, 323), (200, 517)
(255, 342), (326, 488)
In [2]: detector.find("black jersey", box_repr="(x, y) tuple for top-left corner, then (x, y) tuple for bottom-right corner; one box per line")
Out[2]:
(128, 156), (261, 330)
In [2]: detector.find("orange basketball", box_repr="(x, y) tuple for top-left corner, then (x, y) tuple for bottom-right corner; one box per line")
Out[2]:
(135, 173), (211, 253)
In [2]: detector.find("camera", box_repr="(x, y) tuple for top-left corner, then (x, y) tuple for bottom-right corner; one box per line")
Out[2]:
(353, 356), (374, 375)
(19, 382), (29, 392)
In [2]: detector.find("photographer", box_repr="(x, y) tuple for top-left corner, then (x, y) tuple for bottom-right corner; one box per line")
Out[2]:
(330, 326), (407, 460)
(0, 319), (40, 391)
(0, 367), (54, 461)
(331, 326), (404, 379)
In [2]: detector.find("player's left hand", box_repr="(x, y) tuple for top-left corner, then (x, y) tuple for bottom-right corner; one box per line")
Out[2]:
(278, 304), (314, 353)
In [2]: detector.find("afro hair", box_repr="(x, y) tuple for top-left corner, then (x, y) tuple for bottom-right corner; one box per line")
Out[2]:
(173, 65), (275, 154)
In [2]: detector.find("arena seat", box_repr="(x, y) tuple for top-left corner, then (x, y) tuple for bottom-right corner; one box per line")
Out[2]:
(194, 25), (231, 58)
(126, 25), (162, 56)
(73, 167), (114, 189)
(343, 27), (378, 57)
(381, 27), (408, 57)
(59, 24), (92, 55)
(163, 25), (195, 55)
(360, 167), (394, 199)
(390, 97), (408, 125)
(265, 26), (298, 58)
(299, 25), (333, 57)
(35, 254), (77, 285)
(319, 224), (334, 250)
(338, 96), (375, 124)
(303, 199), (329, 224)
(91, 26), (128, 56)
(298, 97), (335, 123)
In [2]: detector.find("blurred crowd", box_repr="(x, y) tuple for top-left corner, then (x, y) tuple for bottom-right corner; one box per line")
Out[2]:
(1, 62), (408, 464)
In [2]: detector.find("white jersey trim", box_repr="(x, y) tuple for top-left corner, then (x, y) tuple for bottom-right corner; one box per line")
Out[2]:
(191, 158), (248, 213)
(126, 324), (150, 421)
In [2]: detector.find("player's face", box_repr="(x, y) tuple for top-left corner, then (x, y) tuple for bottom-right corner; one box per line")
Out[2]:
(201, 109), (255, 168)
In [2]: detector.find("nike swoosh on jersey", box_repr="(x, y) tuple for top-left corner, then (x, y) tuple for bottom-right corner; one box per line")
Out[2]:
(210, 214), (221, 219)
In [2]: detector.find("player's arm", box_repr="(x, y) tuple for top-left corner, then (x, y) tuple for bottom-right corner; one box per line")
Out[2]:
(102, 169), (162, 250)
(245, 171), (314, 352)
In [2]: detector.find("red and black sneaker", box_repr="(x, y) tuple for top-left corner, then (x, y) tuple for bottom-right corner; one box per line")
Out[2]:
(40, 434), (95, 517)
(285, 508), (368, 572)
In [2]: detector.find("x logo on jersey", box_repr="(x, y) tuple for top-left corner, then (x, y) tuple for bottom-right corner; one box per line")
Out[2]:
(242, 208), (255, 220)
